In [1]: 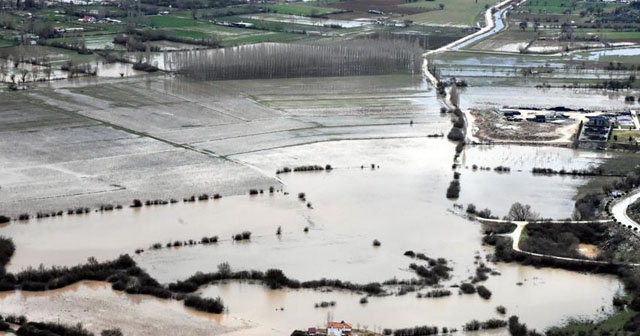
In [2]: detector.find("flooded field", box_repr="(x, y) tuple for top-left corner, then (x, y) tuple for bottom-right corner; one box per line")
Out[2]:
(242, 13), (372, 28)
(0, 281), (248, 335)
(0, 74), (432, 216)
(0, 69), (632, 334)
(0, 135), (621, 333)
(460, 86), (631, 111)
(199, 265), (620, 335)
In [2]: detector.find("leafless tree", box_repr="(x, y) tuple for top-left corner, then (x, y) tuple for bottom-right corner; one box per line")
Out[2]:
(507, 202), (539, 221)
(177, 39), (423, 81)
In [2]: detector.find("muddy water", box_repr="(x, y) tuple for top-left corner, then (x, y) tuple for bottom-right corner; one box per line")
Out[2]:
(0, 137), (620, 333)
(0, 281), (247, 335)
(199, 263), (620, 335)
(460, 86), (630, 111)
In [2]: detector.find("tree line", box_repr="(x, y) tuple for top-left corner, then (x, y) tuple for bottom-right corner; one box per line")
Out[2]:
(177, 39), (423, 80)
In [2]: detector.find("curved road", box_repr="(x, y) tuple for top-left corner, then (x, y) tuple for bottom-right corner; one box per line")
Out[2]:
(479, 217), (640, 266)
(611, 190), (640, 231)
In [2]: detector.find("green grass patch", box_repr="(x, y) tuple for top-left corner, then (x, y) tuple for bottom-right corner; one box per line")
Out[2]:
(149, 15), (201, 28)
(0, 39), (13, 47)
(611, 129), (640, 143)
(263, 3), (340, 16)
(164, 28), (213, 39)
(220, 31), (300, 46)
(521, 0), (622, 15)
(546, 310), (632, 335)
(599, 150), (640, 175)
(402, 0), (500, 26)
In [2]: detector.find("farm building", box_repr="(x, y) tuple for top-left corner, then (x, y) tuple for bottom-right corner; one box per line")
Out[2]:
(327, 321), (352, 336)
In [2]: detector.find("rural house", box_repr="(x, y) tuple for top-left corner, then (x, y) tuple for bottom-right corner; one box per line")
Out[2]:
(327, 321), (352, 336)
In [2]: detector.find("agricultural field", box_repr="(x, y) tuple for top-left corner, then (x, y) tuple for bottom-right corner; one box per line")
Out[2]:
(262, 3), (343, 16)
(0, 73), (440, 215)
(402, 0), (501, 26)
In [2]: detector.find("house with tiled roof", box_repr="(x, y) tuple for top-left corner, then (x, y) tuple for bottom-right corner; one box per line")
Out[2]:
(327, 321), (352, 336)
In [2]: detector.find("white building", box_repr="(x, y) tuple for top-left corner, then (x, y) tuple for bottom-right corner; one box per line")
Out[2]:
(327, 321), (352, 336)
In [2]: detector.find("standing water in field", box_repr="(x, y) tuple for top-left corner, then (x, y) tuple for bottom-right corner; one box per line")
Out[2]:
(0, 138), (620, 334)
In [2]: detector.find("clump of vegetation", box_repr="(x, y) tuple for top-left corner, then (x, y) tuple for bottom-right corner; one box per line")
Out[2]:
(233, 231), (252, 241)
(422, 289), (452, 298)
(101, 328), (124, 336)
(184, 295), (224, 313)
(482, 222), (517, 235)
(532, 167), (602, 176)
(131, 199), (143, 208)
(249, 189), (259, 195)
(132, 62), (159, 72)
(446, 180), (461, 199)
(494, 165), (511, 172)
(17, 321), (93, 336)
(507, 202), (539, 221)
(393, 325), (438, 336)
(473, 263), (492, 283)
(459, 283), (476, 294)
(404, 250), (416, 257)
(520, 222), (609, 260)
(497, 305), (507, 314)
(408, 259), (452, 286)
(628, 198), (640, 224)
(476, 285), (492, 299)
(373, 239), (381, 247)
(0, 216), (10, 224)
(200, 236), (218, 244)
(464, 319), (507, 331)
(314, 301), (336, 308)
(0, 237), (16, 275)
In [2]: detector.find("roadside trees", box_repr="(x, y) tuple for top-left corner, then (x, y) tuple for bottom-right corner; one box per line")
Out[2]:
(519, 21), (528, 31)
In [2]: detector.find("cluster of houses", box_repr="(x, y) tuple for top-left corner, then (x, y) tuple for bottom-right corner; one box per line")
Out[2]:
(76, 15), (121, 24)
(306, 321), (352, 336)
(579, 115), (611, 143)
(497, 107), (570, 123)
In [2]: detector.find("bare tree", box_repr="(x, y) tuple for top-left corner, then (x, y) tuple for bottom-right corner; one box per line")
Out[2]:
(507, 202), (539, 221)
(177, 39), (423, 81)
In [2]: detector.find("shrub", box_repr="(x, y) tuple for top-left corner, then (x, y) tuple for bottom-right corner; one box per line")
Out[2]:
(446, 180), (461, 199)
(249, 189), (259, 195)
(184, 295), (224, 313)
(373, 239), (381, 247)
(264, 269), (289, 289)
(101, 328), (124, 336)
(0, 236), (16, 267)
(459, 283), (475, 294)
(476, 285), (492, 299)
(131, 199), (143, 208)
(496, 305), (506, 314)
(0, 216), (9, 224)
(404, 250), (415, 257)
(394, 325), (438, 335)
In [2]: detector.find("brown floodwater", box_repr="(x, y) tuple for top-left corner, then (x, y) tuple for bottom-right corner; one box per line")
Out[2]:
(0, 281), (248, 335)
(0, 138), (620, 333)
(199, 263), (620, 335)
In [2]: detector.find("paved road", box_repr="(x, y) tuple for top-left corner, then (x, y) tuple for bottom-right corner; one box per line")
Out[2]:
(611, 190), (640, 230)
